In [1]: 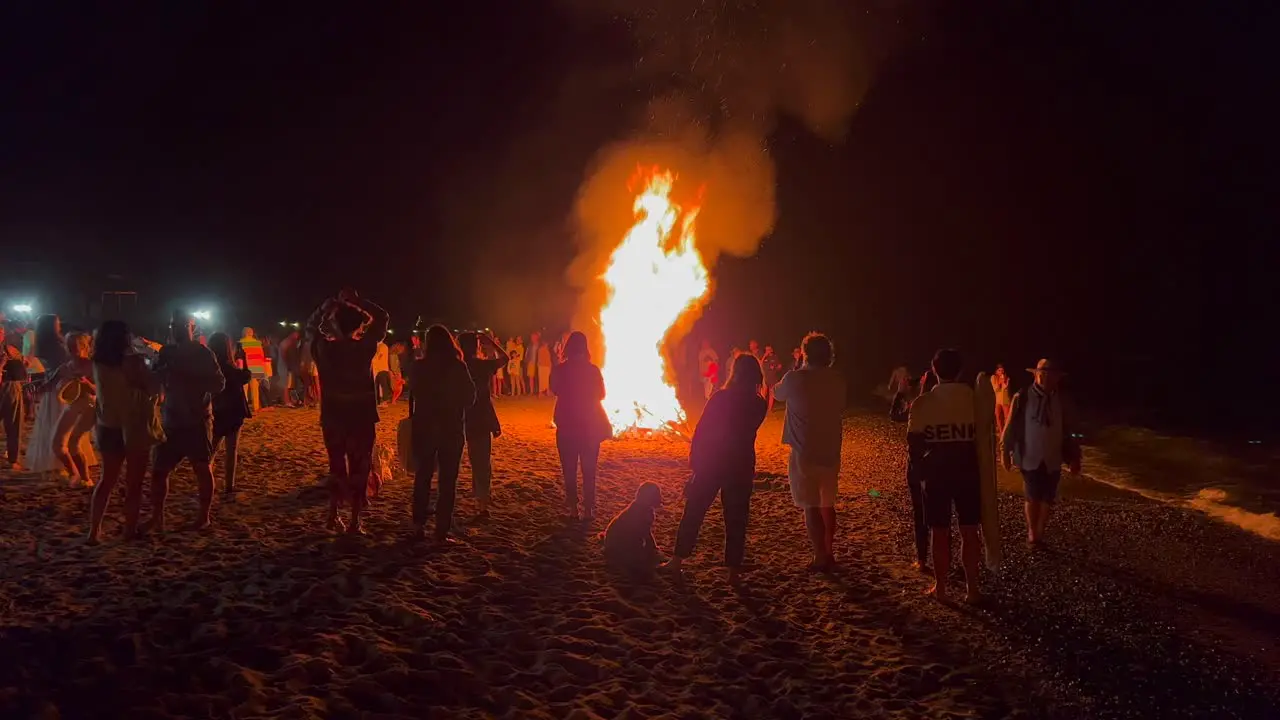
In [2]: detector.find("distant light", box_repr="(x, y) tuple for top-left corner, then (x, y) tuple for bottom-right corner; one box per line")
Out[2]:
(1248, 440), (1262, 445)
(11, 303), (33, 313)
(192, 309), (212, 321)
(387, 328), (394, 334)
(290, 321), (300, 328)
(279, 320), (288, 327)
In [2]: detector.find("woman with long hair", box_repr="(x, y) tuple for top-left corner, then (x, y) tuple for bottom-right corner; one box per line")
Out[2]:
(33, 313), (69, 371)
(408, 324), (475, 541)
(88, 320), (158, 542)
(664, 352), (769, 582)
(208, 332), (253, 497)
(548, 331), (610, 521)
(47, 332), (99, 486)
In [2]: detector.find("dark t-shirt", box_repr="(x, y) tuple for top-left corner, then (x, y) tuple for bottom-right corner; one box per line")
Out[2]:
(315, 336), (380, 427)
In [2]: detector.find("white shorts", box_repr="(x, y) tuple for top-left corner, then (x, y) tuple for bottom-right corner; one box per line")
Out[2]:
(788, 448), (838, 509)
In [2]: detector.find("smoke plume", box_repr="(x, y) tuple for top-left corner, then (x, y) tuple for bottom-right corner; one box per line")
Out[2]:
(563, 0), (903, 335)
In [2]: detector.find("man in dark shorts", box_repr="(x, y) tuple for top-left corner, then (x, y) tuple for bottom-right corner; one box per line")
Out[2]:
(306, 287), (389, 534)
(907, 348), (983, 603)
(145, 310), (226, 533)
(1001, 358), (1081, 545)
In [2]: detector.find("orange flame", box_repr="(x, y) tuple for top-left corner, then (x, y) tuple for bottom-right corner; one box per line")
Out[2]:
(597, 167), (710, 435)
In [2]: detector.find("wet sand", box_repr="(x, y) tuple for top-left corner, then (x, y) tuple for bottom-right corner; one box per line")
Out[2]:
(2, 398), (1278, 719)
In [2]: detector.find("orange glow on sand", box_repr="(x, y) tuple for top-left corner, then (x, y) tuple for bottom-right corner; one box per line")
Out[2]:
(597, 167), (710, 435)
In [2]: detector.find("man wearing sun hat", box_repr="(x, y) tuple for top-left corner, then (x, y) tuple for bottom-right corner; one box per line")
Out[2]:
(1000, 358), (1082, 546)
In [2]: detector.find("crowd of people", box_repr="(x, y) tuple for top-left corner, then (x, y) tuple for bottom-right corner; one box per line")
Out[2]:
(0, 290), (1082, 606)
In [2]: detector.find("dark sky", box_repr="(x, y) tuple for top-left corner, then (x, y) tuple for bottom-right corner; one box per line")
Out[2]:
(2, 1), (1275, 431)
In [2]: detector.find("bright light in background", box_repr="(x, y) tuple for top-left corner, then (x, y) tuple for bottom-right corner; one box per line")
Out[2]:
(290, 322), (300, 328)
(279, 320), (288, 327)
(387, 328), (395, 334)
(11, 303), (33, 314)
(192, 309), (212, 321)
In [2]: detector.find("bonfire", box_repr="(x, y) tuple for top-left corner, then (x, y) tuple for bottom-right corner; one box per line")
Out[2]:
(597, 167), (710, 436)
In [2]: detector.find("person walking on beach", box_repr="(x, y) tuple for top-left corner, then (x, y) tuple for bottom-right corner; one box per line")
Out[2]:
(87, 320), (160, 542)
(773, 332), (846, 570)
(143, 311), (226, 534)
(408, 325), (475, 542)
(907, 349), (983, 603)
(665, 352), (768, 582)
(307, 288), (388, 534)
(238, 327), (267, 413)
(991, 364), (1012, 436)
(1001, 358), (1081, 546)
(549, 331), (610, 522)
(457, 331), (507, 521)
(208, 332), (252, 498)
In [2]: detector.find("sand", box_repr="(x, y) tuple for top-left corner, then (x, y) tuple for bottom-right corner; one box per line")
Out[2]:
(2, 398), (1279, 719)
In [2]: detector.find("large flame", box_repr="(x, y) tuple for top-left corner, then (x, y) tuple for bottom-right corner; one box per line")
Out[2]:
(598, 168), (709, 434)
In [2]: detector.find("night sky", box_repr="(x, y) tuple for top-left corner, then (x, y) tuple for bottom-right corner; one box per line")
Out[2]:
(1, 2), (1274, 432)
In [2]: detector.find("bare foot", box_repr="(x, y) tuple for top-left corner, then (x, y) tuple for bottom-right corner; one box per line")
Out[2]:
(434, 534), (460, 546)
(660, 558), (683, 573)
(85, 534), (101, 546)
(727, 567), (742, 584)
(193, 517), (212, 531)
(327, 516), (347, 533)
(346, 521), (365, 535)
(964, 589), (984, 605)
(911, 560), (932, 574)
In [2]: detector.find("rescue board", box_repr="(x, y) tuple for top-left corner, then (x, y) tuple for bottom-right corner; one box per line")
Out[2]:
(974, 372), (1002, 569)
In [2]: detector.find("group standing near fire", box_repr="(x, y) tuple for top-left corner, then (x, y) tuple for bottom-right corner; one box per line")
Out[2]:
(0, 292), (1080, 604)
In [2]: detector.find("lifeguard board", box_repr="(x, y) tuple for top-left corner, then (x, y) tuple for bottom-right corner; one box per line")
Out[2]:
(974, 372), (1002, 570)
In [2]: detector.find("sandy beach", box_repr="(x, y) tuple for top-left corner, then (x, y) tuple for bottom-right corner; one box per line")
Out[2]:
(2, 398), (1278, 719)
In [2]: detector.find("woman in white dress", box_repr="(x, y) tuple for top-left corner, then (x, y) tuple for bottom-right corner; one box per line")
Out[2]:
(24, 318), (99, 486)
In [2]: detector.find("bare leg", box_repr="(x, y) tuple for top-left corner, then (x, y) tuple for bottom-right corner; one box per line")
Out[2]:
(928, 527), (951, 601)
(821, 506), (837, 564)
(87, 452), (125, 542)
(959, 525), (982, 602)
(141, 462), (175, 534)
(52, 413), (80, 481)
(193, 462), (215, 529)
(1024, 500), (1036, 543)
(70, 447), (91, 487)
(223, 428), (240, 495)
(122, 451), (148, 539)
(803, 508), (830, 568)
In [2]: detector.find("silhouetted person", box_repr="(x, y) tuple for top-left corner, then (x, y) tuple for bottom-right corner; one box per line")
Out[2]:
(549, 331), (610, 521)
(307, 288), (389, 534)
(208, 332), (252, 497)
(457, 331), (508, 520)
(665, 352), (768, 582)
(890, 367), (929, 570)
(409, 325), (475, 542)
(143, 310), (225, 534)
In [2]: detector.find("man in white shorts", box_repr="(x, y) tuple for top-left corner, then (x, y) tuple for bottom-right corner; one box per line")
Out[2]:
(773, 332), (846, 570)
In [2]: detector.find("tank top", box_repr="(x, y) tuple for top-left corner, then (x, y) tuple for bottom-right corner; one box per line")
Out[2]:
(94, 362), (132, 429)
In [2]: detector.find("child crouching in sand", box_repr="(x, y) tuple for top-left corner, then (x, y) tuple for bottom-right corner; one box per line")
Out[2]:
(603, 482), (664, 574)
